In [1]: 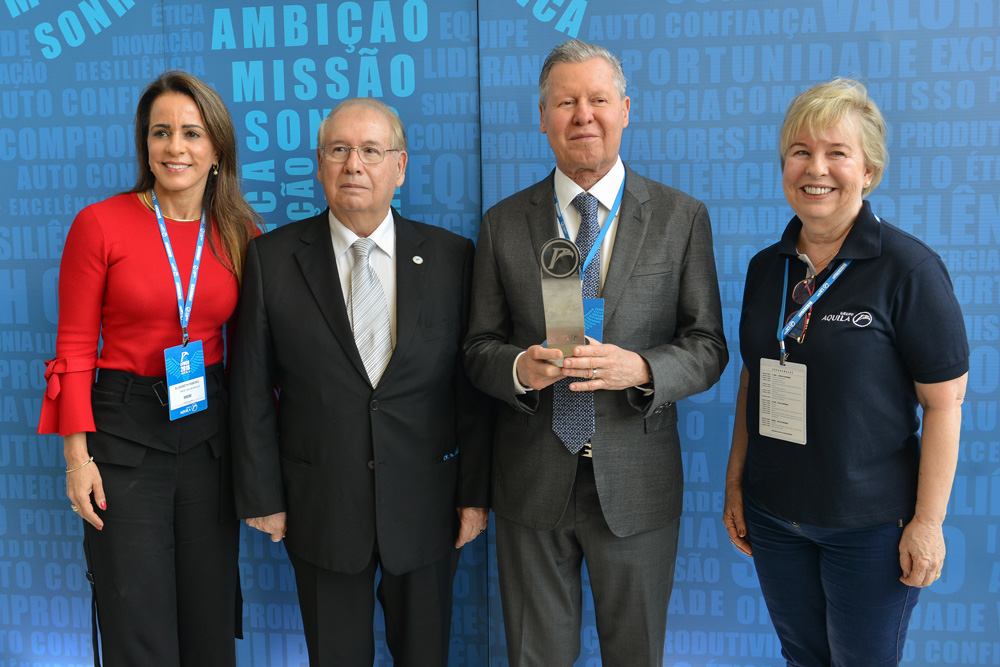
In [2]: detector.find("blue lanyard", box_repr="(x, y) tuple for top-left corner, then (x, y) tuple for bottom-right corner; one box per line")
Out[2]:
(777, 257), (851, 361)
(150, 190), (206, 347)
(554, 179), (626, 277)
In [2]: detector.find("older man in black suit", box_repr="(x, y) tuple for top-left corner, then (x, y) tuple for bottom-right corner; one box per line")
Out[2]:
(464, 40), (728, 666)
(230, 98), (491, 666)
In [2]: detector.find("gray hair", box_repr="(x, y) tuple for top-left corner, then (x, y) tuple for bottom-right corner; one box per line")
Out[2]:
(539, 39), (627, 107)
(316, 98), (407, 151)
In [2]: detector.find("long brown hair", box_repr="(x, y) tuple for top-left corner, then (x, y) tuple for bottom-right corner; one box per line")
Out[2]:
(129, 71), (261, 282)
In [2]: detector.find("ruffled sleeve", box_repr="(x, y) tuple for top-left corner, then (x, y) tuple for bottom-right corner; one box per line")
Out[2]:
(38, 354), (98, 435)
(37, 205), (107, 436)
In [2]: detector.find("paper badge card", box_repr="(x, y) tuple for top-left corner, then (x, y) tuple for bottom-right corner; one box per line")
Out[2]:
(759, 358), (807, 445)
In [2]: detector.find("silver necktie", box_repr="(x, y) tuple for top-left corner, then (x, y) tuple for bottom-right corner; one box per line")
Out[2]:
(349, 238), (392, 386)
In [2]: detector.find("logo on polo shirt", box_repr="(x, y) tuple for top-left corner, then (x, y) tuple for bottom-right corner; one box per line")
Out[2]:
(852, 312), (873, 327)
(820, 311), (873, 327)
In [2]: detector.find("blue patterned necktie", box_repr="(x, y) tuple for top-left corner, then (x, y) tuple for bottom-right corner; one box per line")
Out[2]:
(552, 192), (600, 453)
(349, 238), (392, 387)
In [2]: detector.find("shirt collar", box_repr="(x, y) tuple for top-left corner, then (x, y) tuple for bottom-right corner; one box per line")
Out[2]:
(329, 208), (396, 260)
(778, 200), (882, 262)
(554, 157), (625, 215)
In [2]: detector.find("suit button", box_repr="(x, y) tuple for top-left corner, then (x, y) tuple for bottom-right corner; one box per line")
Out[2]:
(370, 400), (379, 410)
(368, 460), (376, 470)
(654, 406), (663, 414)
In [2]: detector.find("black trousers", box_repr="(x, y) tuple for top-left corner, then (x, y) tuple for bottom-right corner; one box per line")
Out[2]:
(289, 546), (460, 667)
(83, 366), (240, 666)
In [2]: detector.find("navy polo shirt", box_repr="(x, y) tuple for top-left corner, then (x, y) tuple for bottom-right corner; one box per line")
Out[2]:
(739, 201), (969, 529)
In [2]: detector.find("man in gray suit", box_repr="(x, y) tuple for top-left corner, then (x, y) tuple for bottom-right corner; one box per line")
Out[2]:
(464, 40), (727, 666)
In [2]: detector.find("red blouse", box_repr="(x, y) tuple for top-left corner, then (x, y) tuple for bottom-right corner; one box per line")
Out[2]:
(39, 193), (247, 436)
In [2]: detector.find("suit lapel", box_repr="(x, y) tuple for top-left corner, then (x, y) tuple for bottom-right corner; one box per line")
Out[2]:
(601, 167), (651, 323)
(528, 169), (649, 327)
(293, 213), (369, 381)
(380, 212), (427, 383)
(527, 172), (560, 264)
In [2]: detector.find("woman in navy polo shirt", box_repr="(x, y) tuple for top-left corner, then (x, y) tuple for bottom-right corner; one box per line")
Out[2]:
(723, 78), (968, 666)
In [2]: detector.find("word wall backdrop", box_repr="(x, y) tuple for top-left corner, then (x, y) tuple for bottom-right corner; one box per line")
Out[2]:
(1, 1), (997, 665)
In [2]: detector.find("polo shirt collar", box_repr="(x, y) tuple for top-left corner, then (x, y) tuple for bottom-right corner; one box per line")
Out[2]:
(777, 200), (882, 262)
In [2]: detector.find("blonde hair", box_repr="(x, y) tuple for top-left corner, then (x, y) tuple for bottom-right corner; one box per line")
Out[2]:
(779, 78), (887, 197)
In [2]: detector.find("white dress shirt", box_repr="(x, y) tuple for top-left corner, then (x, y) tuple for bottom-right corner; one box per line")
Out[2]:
(552, 157), (625, 295)
(329, 209), (397, 349)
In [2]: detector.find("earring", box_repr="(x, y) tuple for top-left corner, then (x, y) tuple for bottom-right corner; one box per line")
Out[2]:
(213, 163), (219, 176)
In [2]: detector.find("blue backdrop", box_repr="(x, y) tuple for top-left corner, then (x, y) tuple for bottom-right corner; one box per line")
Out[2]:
(1, 1), (997, 665)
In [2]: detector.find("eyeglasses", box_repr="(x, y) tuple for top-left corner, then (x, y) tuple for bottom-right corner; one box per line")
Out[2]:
(786, 272), (815, 343)
(320, 143), (400, 164)
(785, 307), (812, 344)
(792, 275), (815, 305)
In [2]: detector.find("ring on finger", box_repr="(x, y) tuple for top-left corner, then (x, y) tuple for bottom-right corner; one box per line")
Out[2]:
(593, 368), (599, 379)
(70, 504), (79, 512)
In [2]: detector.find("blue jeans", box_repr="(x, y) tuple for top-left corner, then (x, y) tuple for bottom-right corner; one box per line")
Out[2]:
(743, 494), (919, 666)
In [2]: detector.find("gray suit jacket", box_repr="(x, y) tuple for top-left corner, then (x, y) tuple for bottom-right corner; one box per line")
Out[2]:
(464, 166), (727, 536)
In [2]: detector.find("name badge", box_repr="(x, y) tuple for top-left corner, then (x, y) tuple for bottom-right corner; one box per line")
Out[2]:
(759, 358), (806, 444)
(164, 340), (208, 421)
(582, 297), (604, 343)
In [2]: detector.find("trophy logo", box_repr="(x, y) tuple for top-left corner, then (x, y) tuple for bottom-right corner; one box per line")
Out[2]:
(541, 239), (580, 278)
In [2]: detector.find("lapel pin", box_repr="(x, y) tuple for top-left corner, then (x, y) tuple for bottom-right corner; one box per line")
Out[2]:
(412, 256), (423, 264)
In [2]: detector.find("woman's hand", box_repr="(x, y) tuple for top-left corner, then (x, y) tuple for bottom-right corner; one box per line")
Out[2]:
(723, 479), (752, 557)
(900, 375), (966, 588)
(64, 432), (106, 530)
(723, 366), (752, 557)
(899, 519), (945, 587)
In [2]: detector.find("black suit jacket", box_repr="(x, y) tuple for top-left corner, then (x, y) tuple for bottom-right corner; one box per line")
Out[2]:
(230, 209), (491, 575)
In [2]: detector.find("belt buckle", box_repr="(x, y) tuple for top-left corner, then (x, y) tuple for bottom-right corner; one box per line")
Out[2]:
(151, 381), (169, 407)
(580, 443), (593, 458)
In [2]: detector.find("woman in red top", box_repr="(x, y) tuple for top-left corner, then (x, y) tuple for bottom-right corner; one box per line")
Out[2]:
(39, 71), (261, 666)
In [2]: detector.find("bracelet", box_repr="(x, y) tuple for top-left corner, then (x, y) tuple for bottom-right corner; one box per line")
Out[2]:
(65, 456), (94, 473)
